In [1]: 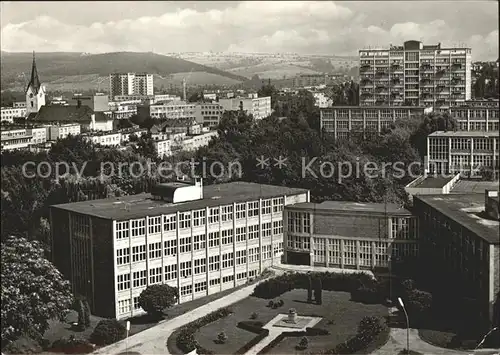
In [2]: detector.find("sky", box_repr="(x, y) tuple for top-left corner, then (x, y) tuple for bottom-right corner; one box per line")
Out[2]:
(1, 1), (498, 60)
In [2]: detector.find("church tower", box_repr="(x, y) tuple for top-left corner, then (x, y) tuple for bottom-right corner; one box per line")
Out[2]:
(26, 51), (46, 116)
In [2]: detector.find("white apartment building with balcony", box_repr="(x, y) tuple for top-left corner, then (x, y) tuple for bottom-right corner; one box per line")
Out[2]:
(109, 73), (154, 100)
(50, 181), (309, 319)
(218, 96), (272, 120)
(359, 40), (471, 108)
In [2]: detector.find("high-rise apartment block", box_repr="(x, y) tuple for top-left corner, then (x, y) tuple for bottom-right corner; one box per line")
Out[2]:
(359, 40), (471, 108)
(109, 73), (154, 99)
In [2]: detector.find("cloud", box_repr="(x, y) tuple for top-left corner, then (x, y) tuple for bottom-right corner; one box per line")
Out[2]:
(0, 1), (498, 60)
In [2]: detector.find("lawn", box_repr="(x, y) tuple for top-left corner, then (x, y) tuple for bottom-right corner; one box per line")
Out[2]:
(6, 279), (268, 355)
(192, 289), (389, 355)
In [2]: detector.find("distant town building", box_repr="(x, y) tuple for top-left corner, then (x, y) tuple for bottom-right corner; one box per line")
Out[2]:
(113, 94), (180, 103)
(1, 128), (33, 151)
(292, 74), (335, 88)
(1, 107), (27, 123)
(82, 131), (122, 147)
(218, 96), (272, 120)
(413, 192), (499, 326)
(203, 93), (217, 102)
(283, 201), (418, 269)
(359, 40), (472, 108)
(320, 106), (427, 139)
(25, 52), (46, 116)
(426, 131), (499, 178)
(68, 94), (109, 112)
(31, 105), (114, 132)
(311, 92), (333, 108)
(50, 181), (308, 319)
(47, 123), (81, 141)
(109, 73), (154, 100)
(138, 101), (223, 128)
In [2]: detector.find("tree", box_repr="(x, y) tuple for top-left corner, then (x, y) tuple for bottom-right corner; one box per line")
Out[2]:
(133, 132), (157, 160)
(138, 284), (178, 319)
(1, 236), (73, 345)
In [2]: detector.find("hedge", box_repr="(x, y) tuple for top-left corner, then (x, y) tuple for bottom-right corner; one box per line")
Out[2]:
(328, 316), (387, 354)
(237, 321), (265, 333)
(234, 329), (269, 355)
(252, 272), (376, 300)
(50, 337), (94, 354)
(176, 307), (233, 354)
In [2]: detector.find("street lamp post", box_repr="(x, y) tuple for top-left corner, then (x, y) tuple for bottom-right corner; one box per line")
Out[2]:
(398, 297), (410, 354)
(474, 327), (498, 351)
(126, 320), (130, 354)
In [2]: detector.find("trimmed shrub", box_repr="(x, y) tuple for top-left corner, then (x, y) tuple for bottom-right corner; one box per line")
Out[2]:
(176, 307), (232, 354)
(216, 331), (227, 344)
(250, 312), (258, 319)
(296, 336), (309, 350)
(89, 319), (126, 346)
(278, 299), (284, 307)
(267, 300), (274, 307)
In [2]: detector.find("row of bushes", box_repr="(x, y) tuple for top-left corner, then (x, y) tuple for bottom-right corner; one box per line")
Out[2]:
(252, 272), (376, 299)
(256, 327), (330, 354)
(329, 316), (388, 354)
(175, 307), (233, 354)
(50, 336), (95, 354)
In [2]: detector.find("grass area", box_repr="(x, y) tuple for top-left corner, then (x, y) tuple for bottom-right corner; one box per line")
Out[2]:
(7, 278), (269, 355)
(418, 328), (479, 350)
(189, 289), (388, 355)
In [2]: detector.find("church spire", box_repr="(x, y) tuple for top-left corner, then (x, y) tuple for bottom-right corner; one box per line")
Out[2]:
(26, 51), (41, 94)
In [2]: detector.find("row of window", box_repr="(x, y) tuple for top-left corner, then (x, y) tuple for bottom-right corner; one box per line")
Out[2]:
(115, 198), (285, 239)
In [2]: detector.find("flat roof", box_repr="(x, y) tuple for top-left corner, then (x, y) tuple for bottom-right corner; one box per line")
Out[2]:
(429, 131), (499, 137)
(320, 106), (424, 110)
(51, 182), (308, 221)
(451, 180), (500, 194)
(286, 201), (412, 216)
(412, 176), (455, 189)
(415, 194), (499, 244)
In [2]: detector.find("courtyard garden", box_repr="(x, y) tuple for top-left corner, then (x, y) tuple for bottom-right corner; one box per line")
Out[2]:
(168, 271), (394, 355)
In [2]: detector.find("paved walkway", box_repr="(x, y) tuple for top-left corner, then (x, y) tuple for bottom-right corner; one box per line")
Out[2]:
(94, 276), (279, 355)
(377, 328), (469, 355)
(245, 314), (322, 355)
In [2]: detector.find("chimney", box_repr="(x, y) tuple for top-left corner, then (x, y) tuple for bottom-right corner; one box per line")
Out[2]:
(77, 99), (81, 108)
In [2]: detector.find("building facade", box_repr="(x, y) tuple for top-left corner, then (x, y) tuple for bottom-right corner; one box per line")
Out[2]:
(1, 107), (27, 123)
(283, 201), (418, 269)
(68, 94), (109, 112)
(413, 193), (499, 325)
(320, 106), (427, 139)
(50, 182), (309, 319)
(109, 73), (154, 99)
(47, 124), (81, 141)
(312, 92), (333, 108)
(450, 100), (500, 132)
(359, 40), (471, 108)
(83, 131), (122, 147)
(292, 74), (335, 88)
(1, 128), (32, 151)
(218, 96), (272, 120)
(427, 131), (499, 178)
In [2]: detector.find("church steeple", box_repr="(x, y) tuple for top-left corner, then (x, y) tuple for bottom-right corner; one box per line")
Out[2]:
(26, 51), (41, 94)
